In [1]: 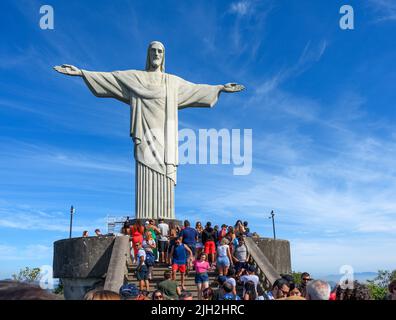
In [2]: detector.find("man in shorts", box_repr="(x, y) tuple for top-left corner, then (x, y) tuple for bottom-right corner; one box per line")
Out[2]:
(169, 237), (193, 290)
(135, 242), (149, 291)
(202, 222), (217, 267)
(158, 218), (170, 263)
(179, 220), (198, 270)
(232, 236), (250, 277)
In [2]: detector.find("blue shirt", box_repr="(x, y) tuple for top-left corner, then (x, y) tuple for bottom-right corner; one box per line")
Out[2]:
(222, 293), (241, 300)
(173, 244), (188, 265)
(180, 227), (198, 245)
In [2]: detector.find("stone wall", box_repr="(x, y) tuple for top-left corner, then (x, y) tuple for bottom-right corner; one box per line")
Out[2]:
(53, 236), (116, 300)
(253, 237), (292, 275)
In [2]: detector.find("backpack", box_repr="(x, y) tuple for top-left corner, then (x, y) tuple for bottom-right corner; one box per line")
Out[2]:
(119, 283), (139, 298)
(145, 251), (155, 267)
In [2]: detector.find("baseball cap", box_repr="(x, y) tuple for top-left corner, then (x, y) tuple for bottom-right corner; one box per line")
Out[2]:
(248, 265), (256, 272)
(217, 276), (227, 285)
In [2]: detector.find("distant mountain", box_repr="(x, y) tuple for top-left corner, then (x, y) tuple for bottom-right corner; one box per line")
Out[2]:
(320, 272), (377, 285)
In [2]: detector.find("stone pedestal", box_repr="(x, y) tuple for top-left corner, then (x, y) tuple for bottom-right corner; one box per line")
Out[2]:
(129, 218), (183, 227)
(252, 237), (292, 275)
(53, 236), (116, 300)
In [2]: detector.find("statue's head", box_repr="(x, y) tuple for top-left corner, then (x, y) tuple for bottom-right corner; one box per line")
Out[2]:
(146, 41), (165, 72)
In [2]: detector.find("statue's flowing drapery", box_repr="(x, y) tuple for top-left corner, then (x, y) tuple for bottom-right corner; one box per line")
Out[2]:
(82, 70), (222, 219)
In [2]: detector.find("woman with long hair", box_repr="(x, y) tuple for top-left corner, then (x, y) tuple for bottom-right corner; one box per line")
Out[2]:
(130, 220), (144, 263)
(151, 290), (164, 301)
(202, 287), (214, 300)
(146, 219), (160, 261)
(167, 221), (179, 266)
(234, 220), (246, 238)
(143, 231), (156, 280)
(225, 226), (237, 255)
(243, 281), (257, 300)
(195, 221), (204, 258)
(216, 238), (233, 276)
(193, 252), (210, 300)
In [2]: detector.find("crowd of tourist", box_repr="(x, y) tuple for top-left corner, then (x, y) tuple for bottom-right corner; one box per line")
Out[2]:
(121, 218), (253, 297)
(1, 221), (394, 302)
(2, 276), (396, 301)
(107, 218), (396, 301)
(1, 215), (395, 302)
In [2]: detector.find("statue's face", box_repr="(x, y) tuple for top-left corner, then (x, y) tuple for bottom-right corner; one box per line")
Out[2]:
(149, 43), (164, 70)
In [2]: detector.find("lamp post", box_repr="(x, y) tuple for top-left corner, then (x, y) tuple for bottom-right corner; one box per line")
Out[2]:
(269, 210), (276, 240)
(69, 205), (75, 239)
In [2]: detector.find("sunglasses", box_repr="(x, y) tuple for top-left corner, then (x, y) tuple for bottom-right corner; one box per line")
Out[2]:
(154, 295), (163, 299)
(302, 278), (311, 281)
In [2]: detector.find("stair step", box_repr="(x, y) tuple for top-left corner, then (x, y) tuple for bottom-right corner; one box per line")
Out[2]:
(126, 279), (217, 286)
(126, 263), (223, 299)
(127, 273), (218, 279)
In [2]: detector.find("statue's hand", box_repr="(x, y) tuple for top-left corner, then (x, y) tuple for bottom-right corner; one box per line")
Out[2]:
(53, 64), (82, 76)
(222, 83), (245, 93)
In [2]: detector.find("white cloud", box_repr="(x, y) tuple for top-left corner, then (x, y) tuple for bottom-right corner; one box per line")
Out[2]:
(368, 0), (396, 22)
(246, 39), (328, 105)
(0, 139), (132, 174)
(0, 244), (52, 261)
(299, 40), (328, 65)
(292, 238), (396, 275)
(225, 0), (273, 62)
(230, 1), (251, 16)
(0, 202), (107, 234)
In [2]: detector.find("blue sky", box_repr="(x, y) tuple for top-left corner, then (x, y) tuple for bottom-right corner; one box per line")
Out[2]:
(1, 0), (396, 279)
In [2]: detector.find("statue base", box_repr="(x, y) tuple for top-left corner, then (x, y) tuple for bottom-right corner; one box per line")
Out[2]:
(130, 218), (183, 227)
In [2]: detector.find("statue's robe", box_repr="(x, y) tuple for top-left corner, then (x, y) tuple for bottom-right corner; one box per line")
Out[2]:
(82, 70), (222, 219)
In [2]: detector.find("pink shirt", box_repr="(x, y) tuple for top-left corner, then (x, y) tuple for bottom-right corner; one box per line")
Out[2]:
(194, 260), (210, 274)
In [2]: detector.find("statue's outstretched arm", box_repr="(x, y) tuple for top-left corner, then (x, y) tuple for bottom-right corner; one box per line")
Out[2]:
(53, 64), (83, 77)
(221, 83), (245, 93)
(54, 66), (130, 103)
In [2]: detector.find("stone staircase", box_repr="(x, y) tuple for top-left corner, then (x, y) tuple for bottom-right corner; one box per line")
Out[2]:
(126, 262), (219, 299)
(123, 238), (282, 300)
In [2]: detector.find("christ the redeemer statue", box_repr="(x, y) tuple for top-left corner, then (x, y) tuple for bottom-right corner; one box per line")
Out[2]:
(54, 41), (244, 220)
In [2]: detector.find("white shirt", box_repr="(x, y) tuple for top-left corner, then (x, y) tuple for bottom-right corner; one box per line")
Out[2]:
(158, 223), (169, 241)
(240, 274), (259, 295)
(143, 239), (155, 253)
(217, 244), (229, 257)
(226, 277), (236, 288)
(137, 248), (146, 266)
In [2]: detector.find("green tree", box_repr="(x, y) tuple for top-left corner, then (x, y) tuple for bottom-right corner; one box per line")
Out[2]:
(367, 269), (396, 300)
(291, 271), (303, 286)
(53, 281), (64, 295)
(12, 267), (41, 283)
